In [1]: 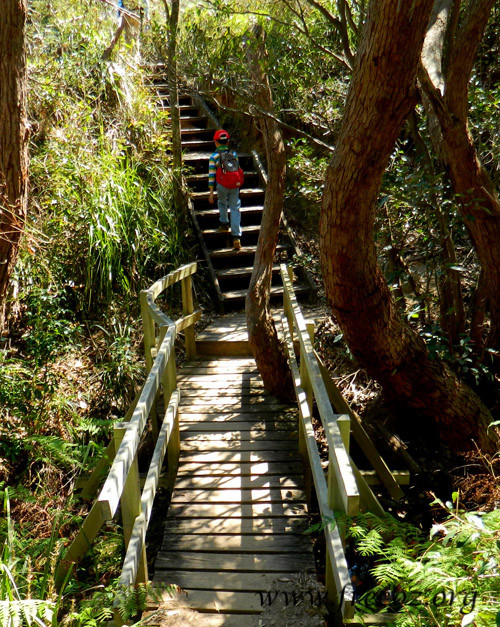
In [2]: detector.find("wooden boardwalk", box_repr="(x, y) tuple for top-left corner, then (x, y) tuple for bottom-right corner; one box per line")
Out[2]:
(152, 315), (316, 624)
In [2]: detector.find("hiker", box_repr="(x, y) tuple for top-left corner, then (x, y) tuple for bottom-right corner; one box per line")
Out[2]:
(208, 129), (244, 251)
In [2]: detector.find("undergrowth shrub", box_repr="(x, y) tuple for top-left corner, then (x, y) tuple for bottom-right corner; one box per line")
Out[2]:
(340, 498), (500, 627)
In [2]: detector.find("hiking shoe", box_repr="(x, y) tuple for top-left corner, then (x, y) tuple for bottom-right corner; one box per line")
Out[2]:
(218, 223), (230, 232)
(233, 238), (241, 250)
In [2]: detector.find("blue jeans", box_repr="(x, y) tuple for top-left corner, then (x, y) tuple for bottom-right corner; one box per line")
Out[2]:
(217, 184), (242, 237)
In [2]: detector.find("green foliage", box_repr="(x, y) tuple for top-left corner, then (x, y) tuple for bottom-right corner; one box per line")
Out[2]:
(92, 315), (144, 411)
(0, 490), (64, 626)
(176, 1), (348, 134)
(344, 504), (500, 627)
(285, 138), (330, 229)
(67, 581), (174, 625)
(25, 1), (186, 314)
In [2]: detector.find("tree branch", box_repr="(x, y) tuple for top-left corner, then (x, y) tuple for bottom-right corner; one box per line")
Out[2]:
(446, 0), (495, 119)
(199, 0), (352, 70)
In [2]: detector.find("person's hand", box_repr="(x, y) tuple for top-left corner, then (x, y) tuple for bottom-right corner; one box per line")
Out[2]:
(209, 190), (214, 205)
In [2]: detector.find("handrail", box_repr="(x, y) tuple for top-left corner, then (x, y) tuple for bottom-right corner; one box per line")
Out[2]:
(56, 262), (201, 627)
(280, 264), (357, 620)
(280, 263), (407, 625)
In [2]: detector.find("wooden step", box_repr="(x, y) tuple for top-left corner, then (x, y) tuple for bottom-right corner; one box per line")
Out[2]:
(180, 127), (213, 138)
(176, 461), (303, 476)
(223, 283), (312, 303)
(161, 533), (313, 554)
(192, 187), (266, 200)
(209, 243), (290, 258)
(203, 224), (261, 238)
(162, 516), (309, 535)
(216, 264), (280, 280)
(182, 139), (215, 150)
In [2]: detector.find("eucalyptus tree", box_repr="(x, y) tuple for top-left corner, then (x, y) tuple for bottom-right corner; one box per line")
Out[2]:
(0, 0), (28, 329)
(319, 0), (498, 454)
(245, 22), (292, 397)
(419, 0), (500, 359)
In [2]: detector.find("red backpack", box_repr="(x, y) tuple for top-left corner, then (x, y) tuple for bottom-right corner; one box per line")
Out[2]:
(216, 150), (245, 189)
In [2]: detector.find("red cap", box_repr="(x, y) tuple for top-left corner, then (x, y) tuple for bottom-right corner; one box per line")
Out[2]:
(213, 129), (230, 141)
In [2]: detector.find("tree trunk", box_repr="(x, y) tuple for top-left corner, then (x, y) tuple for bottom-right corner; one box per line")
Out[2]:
(165, 0), (185, 216)
(244, 23), (293, 399)
(420, 0), (500, 356)
(0, 0), (28, 329)
(407, 109), (465, 345)
(319, 0), (497, 454)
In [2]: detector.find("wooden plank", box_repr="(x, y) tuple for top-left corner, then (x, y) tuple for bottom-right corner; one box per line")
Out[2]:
(153, 570), (307, 591)
(174, 475), (303, 490)
(361, 469), (410, 485)
(177, 372), (262, 383)
(179, 396), (292, 408)
(178, 368), (259, 377)
(196, 330), (249, 343)
(178, 412), (297, 423)
(161, 533), (313, 553)
(176, 461), (303, 476)
(147, 589), (284, 613)
(154, 551), (315, 572)
(141, 610), (256, 627)
(162, 517), (310, 535)
(181, 423), (298, 442)
(166, 502), (308, 518)
(196, 341), (252, 357)
(179, 403), (294, 414)
(178, 450), (301, 463)
(180, 360), (257, 370)
(179, 386), (266, 396)
(179, 439), (297, 452)
(179, 420), (296, 433)
(178, 379), (264, 390)
(170, 488), (306, 504)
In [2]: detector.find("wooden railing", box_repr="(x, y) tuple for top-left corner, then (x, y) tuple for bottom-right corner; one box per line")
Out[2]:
(280, 264), (406, 626)
(56, 262), (200, 625)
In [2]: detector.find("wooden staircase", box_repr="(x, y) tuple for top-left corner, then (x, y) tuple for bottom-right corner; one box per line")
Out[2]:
(151, 76), (315, 312)
(150, 315), (317, 625)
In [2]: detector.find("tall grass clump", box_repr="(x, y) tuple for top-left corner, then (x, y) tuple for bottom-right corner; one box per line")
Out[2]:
(24, 0), (187, 315)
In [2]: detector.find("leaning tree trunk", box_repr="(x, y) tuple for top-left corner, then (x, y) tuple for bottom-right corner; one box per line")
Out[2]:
(0, 0), (28, 329)
(244, 23), (293, 399)
(319, 0), (497, 454)
(419, 0), (500, 357)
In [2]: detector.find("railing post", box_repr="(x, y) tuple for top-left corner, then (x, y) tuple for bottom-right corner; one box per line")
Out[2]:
(325, 415), (351, 607)
(140, 290), (156, 374)
(181, 274), (196, 360)
(162, 341), (179, 489)
(281, 264), (294, 341)
(113, 423), (148, 585)
(299, 320), (315, 502)
(337, 414), (351, 453)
